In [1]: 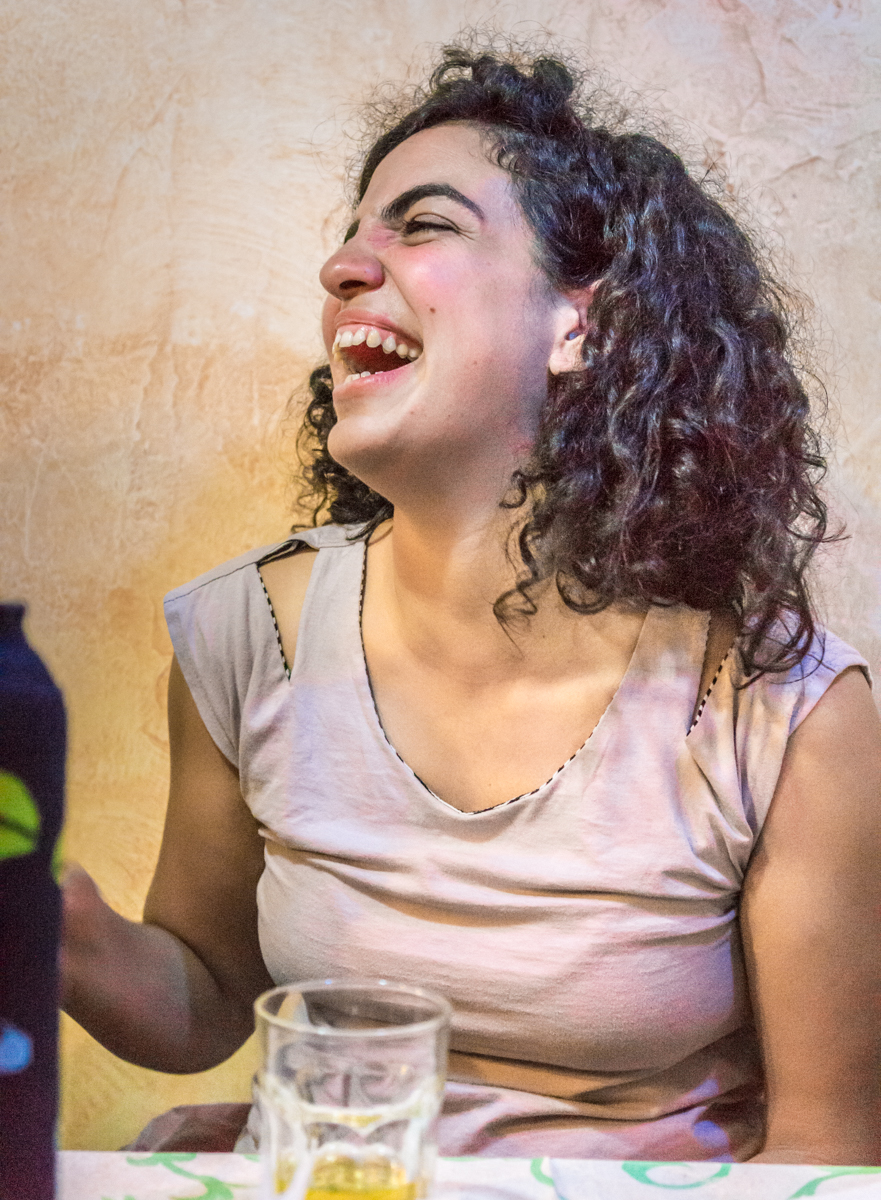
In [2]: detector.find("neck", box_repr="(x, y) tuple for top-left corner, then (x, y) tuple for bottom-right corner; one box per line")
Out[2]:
(367, 486), (583, 687)
(360, 440), (531, 625)
(366, 500), (647, 691)
(385, 502), (519, 624)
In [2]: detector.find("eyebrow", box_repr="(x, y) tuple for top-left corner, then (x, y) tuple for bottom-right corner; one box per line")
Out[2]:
(343, 183), (485, 242)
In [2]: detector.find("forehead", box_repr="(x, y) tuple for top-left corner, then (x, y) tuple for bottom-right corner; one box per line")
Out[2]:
(357, 123), (517, 217)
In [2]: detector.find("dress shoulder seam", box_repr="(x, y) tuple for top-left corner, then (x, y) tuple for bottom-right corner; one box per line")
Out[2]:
(164, 539), (303, 604)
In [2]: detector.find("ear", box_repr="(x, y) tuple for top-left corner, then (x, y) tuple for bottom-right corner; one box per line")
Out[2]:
(547, 284), (596, 376)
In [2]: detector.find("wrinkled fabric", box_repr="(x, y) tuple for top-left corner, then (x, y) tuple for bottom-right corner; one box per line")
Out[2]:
(165, 525), (869, 1162)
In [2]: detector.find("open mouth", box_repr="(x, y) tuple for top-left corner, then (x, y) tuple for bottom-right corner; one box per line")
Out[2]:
(332, 324), (422, 385)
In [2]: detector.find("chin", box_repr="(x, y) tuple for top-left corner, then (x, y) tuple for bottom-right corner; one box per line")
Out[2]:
(328, 419), (465, 509)
(326, 419), (400, 494)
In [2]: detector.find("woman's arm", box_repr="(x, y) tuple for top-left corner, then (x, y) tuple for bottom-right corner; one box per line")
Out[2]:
(61, 655), (274, 1072)
(741, 666), (881, 1165)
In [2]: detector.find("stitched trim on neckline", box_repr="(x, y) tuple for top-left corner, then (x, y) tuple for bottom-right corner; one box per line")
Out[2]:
(255, 538), (309, 680)
(687, 650), (731, 733)
(257, 568), (291, 678)
(357, 539), (639, 817)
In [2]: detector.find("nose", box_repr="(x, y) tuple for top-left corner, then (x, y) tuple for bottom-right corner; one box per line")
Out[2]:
(319, 237), (384, 300)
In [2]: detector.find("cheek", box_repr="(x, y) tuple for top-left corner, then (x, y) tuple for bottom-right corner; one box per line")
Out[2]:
(401, 254), (465, 320)
(321, 297), (341, 354)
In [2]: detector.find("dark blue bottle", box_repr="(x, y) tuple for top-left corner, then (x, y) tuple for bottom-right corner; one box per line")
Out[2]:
(0, 603), (66, 1200)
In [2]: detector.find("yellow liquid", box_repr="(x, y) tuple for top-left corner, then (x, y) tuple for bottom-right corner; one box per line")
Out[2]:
(277, 1154), (420, 1200)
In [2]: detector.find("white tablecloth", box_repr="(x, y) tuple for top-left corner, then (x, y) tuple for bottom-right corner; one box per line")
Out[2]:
(58, 1151), (881, 1199)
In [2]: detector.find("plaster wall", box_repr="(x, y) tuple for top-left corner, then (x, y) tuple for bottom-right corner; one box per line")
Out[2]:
(1, 0), (878, 1150)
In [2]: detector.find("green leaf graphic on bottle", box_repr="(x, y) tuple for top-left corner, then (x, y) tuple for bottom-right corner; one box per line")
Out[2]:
(0, 770), (40, 860)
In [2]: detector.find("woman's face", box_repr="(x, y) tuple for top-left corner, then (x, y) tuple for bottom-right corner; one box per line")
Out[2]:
(319, 122), (581, 505)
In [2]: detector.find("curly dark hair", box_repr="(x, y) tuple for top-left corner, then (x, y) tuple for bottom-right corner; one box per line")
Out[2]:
(297, 40), (832, 677)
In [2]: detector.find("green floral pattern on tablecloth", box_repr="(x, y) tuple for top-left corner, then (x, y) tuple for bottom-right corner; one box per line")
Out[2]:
(547, 1157), (881, 1199)
(57, 1151), (881, 1200)
(788, 1168), (881, 1197)
(102, 1153), (253, 1200)
(622, 1162), (732, 1188)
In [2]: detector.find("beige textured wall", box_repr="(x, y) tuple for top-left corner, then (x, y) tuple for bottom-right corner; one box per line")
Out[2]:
(1, 0), (878, 1151)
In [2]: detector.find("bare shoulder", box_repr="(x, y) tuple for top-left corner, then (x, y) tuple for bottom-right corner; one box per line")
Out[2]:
(740, 665), (881, 1163)
(258, 544), (319, 668)
(747, 665), (880, 896)
(770, 665), (879, 836)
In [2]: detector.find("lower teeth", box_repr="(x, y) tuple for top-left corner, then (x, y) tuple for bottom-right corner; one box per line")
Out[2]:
(341, 362), (412, 384)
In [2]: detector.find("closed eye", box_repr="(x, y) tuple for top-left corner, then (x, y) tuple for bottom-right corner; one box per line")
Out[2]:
(401, 217), (457, 236)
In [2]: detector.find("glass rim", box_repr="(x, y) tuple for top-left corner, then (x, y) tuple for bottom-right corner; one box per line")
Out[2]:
(254, 977), (453, 1039)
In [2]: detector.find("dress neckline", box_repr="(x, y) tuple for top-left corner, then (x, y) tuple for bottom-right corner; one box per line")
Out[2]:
(353, 536), (662, 817)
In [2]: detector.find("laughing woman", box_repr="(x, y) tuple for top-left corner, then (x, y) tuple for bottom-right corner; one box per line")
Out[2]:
(62, 45), (881, 1164)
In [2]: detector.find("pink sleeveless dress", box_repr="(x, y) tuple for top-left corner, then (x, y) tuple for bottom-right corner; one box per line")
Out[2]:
(164, 524), (869, 1161)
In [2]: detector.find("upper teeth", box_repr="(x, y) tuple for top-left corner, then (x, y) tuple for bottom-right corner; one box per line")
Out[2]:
(333, 326), (421, 362)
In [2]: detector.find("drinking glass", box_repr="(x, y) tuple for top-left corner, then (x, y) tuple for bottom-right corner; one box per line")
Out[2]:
(255, 978), (452, 1200)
